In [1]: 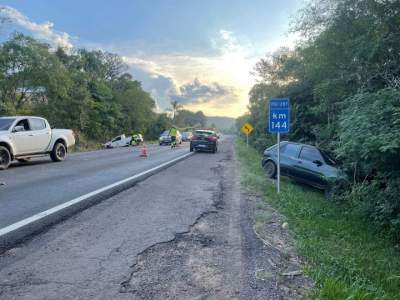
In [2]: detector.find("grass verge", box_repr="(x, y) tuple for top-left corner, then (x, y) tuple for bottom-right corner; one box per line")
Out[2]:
(235, 139), (400, 299)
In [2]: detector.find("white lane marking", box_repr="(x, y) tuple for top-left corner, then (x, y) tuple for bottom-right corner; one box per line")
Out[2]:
(0, 152), (193, 237)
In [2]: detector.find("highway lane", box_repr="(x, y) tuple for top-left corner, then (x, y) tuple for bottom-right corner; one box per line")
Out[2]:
(0, 143), (190, 228)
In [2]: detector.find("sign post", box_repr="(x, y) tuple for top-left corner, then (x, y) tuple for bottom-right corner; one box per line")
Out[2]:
(268, 98), (290, 193)
(240, 122), (254, 148)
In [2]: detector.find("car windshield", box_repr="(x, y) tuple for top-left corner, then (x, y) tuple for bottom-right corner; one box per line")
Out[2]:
(266, 142), (288, 152)
(320, 150), (337, 166)
(161, 131), (169, 136)
(195, 130), (214, 137)
(0, 118), (15, 131)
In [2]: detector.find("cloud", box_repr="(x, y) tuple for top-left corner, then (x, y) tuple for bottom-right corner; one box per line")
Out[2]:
(171, 78), (233, 105)
(0, 6), (73, 49)
(128, 64), (177, 112)
(121, 29), (258, 116)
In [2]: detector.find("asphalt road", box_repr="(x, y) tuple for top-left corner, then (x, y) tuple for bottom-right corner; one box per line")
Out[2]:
(0, 137), (222, 299)
(0, 143), (190, 228)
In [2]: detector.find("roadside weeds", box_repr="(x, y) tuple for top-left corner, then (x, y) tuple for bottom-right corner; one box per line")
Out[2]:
(235, 139), (400, 299)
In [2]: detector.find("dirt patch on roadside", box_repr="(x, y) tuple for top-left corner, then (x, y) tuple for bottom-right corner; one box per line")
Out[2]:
(248, 192), (314, 299)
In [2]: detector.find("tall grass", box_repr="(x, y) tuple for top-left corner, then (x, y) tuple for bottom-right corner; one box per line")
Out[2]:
(235, 139), (400, 299)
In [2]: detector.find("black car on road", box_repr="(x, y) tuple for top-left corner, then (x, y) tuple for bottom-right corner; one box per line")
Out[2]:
(262, 141), (347, 195)
(190, 130), (218, 153)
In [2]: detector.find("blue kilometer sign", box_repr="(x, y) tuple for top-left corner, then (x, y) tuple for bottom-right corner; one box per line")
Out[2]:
(269, 98), (290, 133)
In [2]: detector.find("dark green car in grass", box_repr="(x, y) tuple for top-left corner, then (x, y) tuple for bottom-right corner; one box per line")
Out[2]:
(262, 141), (347, 196)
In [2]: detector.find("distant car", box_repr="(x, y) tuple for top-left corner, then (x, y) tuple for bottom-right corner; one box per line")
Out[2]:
(159, 130), (182, 145)
(0, 116), (75, 169)
(104, 134), (132, 148)
(261, 141), (347, 196)
(181, 131), (193, 142)
(190, 130), (218, 153)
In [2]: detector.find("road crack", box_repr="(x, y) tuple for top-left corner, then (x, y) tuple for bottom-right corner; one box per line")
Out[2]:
(119, 163), (227, 298)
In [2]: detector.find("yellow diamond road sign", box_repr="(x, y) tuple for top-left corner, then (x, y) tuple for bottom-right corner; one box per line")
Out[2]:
(241, 123), (254, 135)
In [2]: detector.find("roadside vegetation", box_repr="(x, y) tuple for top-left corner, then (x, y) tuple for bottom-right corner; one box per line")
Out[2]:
(0, 33), (207, 149)
(236, 139), (400, 299)
(237, 0), (400, 241)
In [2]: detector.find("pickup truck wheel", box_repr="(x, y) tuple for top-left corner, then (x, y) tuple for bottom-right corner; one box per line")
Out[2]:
(50, 142), (67, 162)
(0, 146), (11, 170)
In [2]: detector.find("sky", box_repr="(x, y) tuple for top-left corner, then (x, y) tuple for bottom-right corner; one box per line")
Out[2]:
(0, 0), (304, 117)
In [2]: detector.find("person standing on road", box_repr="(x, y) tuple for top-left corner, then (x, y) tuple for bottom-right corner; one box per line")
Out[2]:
(169, 126), (177, 148)
(130, 131), (138, 146)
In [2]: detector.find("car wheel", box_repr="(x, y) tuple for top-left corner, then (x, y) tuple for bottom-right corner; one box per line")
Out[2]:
(190, 144), (193, 152)
(263, 160), (276, 178)
(213, 145), (217, 153)
(0, 146), (11, 170)
(50, 142), (67, 162)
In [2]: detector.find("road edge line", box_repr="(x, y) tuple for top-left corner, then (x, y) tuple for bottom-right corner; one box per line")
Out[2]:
(0, 151), (194, 252)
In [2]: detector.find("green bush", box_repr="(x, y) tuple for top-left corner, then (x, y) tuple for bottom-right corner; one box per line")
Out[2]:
(336, 89), (400, 176)
(335, 89), (400, 239)
(343, 177), (400, 240)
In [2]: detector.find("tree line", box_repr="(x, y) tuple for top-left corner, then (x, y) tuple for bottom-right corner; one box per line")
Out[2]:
(0, 33), (206, 147)
(237, 0), (400, 238)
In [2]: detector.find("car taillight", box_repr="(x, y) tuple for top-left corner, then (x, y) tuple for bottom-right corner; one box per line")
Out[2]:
(191, 135), (198, 141)
(207, 136), (217, 142)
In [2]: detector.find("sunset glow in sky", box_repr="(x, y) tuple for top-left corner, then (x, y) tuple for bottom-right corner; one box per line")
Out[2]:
(1, 0), (304, 117)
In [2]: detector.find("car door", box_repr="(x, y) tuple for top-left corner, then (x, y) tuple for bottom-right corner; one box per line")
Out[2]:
(292, 146), (326, 188)
(10, 118), (33, 154)
(28, 118), (51, 153)
(279, 143), (301, 176)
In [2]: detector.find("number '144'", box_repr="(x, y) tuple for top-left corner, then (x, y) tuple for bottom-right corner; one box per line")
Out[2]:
(271, 122), (287, 129)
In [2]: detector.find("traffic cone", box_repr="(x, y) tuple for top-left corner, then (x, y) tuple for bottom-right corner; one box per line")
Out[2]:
(140, 144), (148, 158)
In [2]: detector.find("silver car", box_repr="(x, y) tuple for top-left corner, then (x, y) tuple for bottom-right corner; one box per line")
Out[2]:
(159, 130), (182, 145)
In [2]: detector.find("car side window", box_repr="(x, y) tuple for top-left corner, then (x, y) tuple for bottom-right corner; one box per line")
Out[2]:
(281, 143), (301, 157)
(30, 118), (46, 131)
(14, 119), (31, 131)
(299, 147), (322, 162)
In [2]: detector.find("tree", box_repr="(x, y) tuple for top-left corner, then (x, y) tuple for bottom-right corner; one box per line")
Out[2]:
(175, 109), (206, 129)
(168, 100), (183, 120)
(0, 33), (69, 114)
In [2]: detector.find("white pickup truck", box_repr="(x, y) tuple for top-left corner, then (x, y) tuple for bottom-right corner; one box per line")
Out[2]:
(103, 134), (143, 148)
(0, 116), (75, 170)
